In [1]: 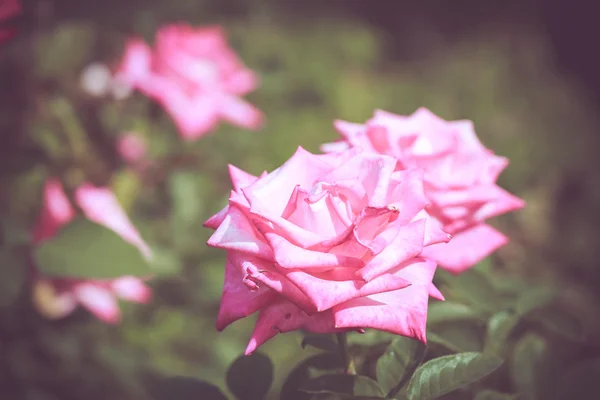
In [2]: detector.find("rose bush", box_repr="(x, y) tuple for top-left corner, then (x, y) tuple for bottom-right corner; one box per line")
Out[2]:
(115, 23), (263, 140)
(205, 147), (450, 354)
(323, 108), (525, 273)
(31, 179), (152, 323)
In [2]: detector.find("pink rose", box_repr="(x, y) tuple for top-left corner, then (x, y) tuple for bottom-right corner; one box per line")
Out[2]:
(205, 147), (450, 354)
(115, 24), (263, 140)
(0, 0), (21, 45)
(117, 132), (147, 164)
(31, 179), (152, 323)
(323, 108), (525, 273)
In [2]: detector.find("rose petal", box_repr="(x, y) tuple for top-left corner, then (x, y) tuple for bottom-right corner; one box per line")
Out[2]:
(73, 283), (121, 324)
(245, 298), (339, 354)
(421, 224), (508, 273)
(216, 257), (277, 331)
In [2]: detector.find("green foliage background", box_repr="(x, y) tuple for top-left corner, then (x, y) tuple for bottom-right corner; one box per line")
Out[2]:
(1, 1), (600, 399)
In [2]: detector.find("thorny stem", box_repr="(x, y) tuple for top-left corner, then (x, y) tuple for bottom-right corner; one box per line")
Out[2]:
(336, 332), (356, 375)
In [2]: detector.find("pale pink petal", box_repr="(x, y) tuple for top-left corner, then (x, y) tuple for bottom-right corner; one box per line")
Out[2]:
(33, 179), (75, 243)
(245, 298), (340, 355)
(218, 94), (263, 130)
(427, 282), (445, 301)
(243, 147), (338, 217)
(229, 253), (317, 313)
(111, 276), (152, 303)
(206, 205), (273, 259)
(421, 224), (508, 274)
(114, 38), (153, 87)
(356, 219), (427, 281)
(228, 164), (259, 192)
(333, 284), (430, 343)
(203, 205), (230, 229)
(263, 230), (363, 271)
(73, 283), (121, 324)
(224, 69), (259, 95)
(284, 269), (410, 312)
(216, 258), (277, 331)
(75, 184), (152, 259)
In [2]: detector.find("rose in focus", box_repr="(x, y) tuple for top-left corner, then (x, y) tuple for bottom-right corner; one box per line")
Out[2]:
(115, 23), (263, 140)
(323, 108), (525, 273)
(31, 179), (152, 323)
(205, 147), (450, 354)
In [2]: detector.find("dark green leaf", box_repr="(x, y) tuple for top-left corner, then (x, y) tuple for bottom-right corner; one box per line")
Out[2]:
(300, 374), (384, 398)
(226, 352), (273, 400)
(426, 333), (462, 354)
(432, 321), (485, 352)
(153, 376), (228, 400)
(34, 217), (152, 279)
(148, 246), (183, 276)
(376, 336), (426, 395)
(281, 353), (344, 400)
(406, 352), (503, 400)
(168, 170), (206, 226)
(508, 333), (547, 400)
(427, 302), (485, 326)
(451, 269), (504, 312)
(474, 389), (519, 400)
(555, 358), (600, 400)
(301, 333), (338, 353)
(484, 311), (520, 355)
(515, 286), (559, 317)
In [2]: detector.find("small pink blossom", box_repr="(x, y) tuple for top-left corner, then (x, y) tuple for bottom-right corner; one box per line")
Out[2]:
(0, 0), (21, 45)
(205, 147), (449, 354)
(117, 132), (147, 164)
(31, 179), (152, 323)
(115, 23), (263, 140)
(323, 108), (525, 273)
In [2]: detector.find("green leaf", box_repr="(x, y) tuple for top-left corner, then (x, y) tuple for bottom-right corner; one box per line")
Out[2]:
(148, 246), (183, 276)
(508, 333), (547, 400)
(474, 390), (519, 400)
(168, 170), (206, 225)
(226, 352), (273, 400)
(451, 269), (504, 311)
(515, 286), (560, 316)
(406, 352), (503, 400)
(300, 374), (384, 398)
(376, 336), (426, 395)
(281, 353), (344, 400)
(111, 169), (142, 213)
(427, 302), (485, 326)
(484, 311), (520, 355)
(153, 376), (228, 400)
(0, 247), (26, 308)
(431, 321), (485, 352)
(301, 333), (338, 353)
(426, 332), (462, 354)
(33, 217), (152, 279)
(555, 358), (600, 400)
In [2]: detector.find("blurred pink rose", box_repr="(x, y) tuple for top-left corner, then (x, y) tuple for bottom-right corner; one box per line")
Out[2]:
(0, 0), (21, 44)
(323, 108), (525, 273)
(115, 23), (263, 140)
(31, 179), (152, 323)
(117, 132), (147, 164)
(205, 147), (450, 354)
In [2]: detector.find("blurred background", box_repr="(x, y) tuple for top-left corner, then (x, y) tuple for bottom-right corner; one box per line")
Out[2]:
(1, 0), (600, 399)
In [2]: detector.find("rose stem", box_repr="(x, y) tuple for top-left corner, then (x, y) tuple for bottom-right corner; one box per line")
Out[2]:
(336, 332), (356, 375)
